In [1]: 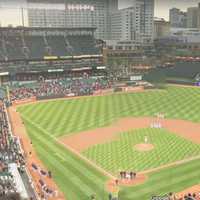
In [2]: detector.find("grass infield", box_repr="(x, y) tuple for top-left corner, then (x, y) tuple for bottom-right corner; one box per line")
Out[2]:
(83, 128), (200, 174)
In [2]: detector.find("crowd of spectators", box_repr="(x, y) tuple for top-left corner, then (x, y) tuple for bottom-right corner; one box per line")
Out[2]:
(0, 104), (24, 165)
(0, 170), (18, 200)
(10, 76), (112, 102)
(169, 192), (200, 200)
(182, 193), (200, 200)
(10, 87), (36, 102)
(0, 102), (25, 199)
(178, 193), (200, 200)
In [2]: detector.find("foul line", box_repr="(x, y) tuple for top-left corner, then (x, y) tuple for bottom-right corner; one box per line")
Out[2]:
(20, 113), (116, 180)
(56, 138), (116, 180)
(19, 113), (200, 181)
(139, 154), (200, 175)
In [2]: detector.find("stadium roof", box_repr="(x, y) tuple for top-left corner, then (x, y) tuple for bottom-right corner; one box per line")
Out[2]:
(0, 26), (96, 31)
(27, 0), (94, 3)
(27, 0), (64, 3)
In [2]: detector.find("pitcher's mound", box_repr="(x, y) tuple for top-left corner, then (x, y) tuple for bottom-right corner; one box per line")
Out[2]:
(134, 143), (154, 152)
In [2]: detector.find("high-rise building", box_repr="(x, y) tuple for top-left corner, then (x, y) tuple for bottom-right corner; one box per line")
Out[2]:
(169, 8), (187, 28)
(139, 0), (155, 43)
(109, 7), (135, 41)
(27, 0), (118, 40)
(154, 18), (170, 39)
(187, 7), (199, 28)
(109, 0), (154, 44)
(187, 3), (200, 28)
(198, 9), (200, 28)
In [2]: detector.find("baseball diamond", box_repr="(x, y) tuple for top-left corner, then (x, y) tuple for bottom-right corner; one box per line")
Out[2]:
(9, 85), (200, 200)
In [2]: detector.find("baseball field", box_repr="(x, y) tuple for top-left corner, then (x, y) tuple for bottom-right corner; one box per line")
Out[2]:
(15, 86), (200, 200)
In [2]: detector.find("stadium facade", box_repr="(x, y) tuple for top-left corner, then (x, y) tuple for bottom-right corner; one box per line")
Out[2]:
(0, 26), (106, 83)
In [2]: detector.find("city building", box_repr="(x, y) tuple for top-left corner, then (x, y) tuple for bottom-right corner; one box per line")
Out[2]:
(198, 3), (200, 28)
(155, 27), (200, 57)
(154, 17), (170, 39)
(106, 0), (154, 50)
(187, 3), (200, 28)
(169, 8), (187, 28)
(187, 7), (199, 28)
(170, 28), (200, 43)
(109, 7), (136, 42)
(139, 0), (155, 43)
(27, 0), (118, 40)
(198, 8), (200, 28)
(27, 0), (154, 46)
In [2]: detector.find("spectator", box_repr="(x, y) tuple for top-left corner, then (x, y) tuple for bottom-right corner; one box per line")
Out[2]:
(9, 76), (112, 102)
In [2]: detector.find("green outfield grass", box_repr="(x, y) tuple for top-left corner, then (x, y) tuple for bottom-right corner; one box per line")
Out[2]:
(83, 128), (200, 174)
(18, 86), (200, 200)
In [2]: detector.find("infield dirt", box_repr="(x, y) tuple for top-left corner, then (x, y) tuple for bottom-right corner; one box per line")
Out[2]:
(61, 117), (200, 152)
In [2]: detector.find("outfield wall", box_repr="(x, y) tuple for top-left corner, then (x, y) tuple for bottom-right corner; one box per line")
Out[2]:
(144, 62), (200, 85)
(10, 87), (146, 108)
(12, 97), (37, 106)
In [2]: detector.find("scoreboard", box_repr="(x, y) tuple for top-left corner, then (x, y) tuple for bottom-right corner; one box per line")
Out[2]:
(130, 75), (143, 81)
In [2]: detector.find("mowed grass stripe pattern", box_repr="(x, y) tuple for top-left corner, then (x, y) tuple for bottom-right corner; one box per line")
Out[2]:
(119, 158), (200, 199)
(17, 86), (200, 200)
(19, 87), (200, 138)
(83, 128), (200, 174)
(22, 118), (108, 200)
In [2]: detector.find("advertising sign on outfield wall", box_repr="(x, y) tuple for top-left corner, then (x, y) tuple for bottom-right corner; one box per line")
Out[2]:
(130, 75), (143, 81)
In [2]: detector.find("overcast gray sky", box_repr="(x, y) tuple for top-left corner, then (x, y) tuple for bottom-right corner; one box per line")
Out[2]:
(0, 0), (200, 26)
